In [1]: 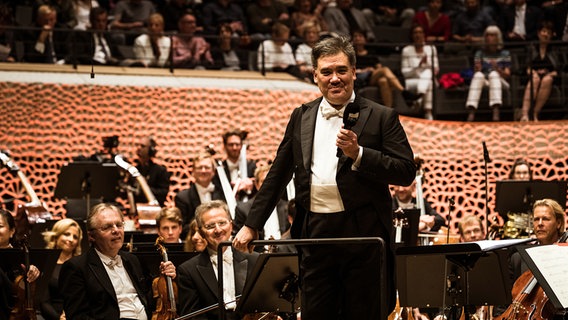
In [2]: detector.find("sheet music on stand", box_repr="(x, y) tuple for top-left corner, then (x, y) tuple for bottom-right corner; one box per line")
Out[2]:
(518, 244), (568, 310)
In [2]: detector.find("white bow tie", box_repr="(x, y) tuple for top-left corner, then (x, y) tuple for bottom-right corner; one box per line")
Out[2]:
(321, 105), (343, 119)
(106, 256), (122, 269)
(203, 184), (215, 193)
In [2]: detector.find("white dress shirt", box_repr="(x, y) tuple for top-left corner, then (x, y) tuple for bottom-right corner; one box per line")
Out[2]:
(209, 248), (237, 310)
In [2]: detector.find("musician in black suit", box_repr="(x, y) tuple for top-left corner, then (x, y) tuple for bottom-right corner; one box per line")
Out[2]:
(177, 200), (258, 320)
(234, 163), (290, 245)
(133, 136), (171, 207)
(220, 129), (257, 202)
(175, 152), (226, 236)
(59, 203), (176, 319)
(391, 182), (445, 232)
(233, 36), (415, 320)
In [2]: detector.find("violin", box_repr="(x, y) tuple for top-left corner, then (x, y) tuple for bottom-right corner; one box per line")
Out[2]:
(151, 236), (178, 320)
(10, 237), (37, 320)
(494, 270), (555, 320)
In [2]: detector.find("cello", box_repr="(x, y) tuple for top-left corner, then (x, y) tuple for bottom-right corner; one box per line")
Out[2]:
(151, 236), (178, 320)
(10, 236), (37, 320)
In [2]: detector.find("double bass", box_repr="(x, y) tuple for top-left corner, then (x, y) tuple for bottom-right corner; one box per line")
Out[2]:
(9, 236), (37, 320)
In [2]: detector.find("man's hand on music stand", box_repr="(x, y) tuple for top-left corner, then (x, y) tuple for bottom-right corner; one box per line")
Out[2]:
(233, 226), (258, 253)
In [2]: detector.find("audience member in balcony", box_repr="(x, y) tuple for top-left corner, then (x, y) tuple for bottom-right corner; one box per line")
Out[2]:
(39, 0), (77, 29)
(19, 5), (68, 63)
(257, 22), (309, 80)
(295, 23), (319, 77)
(323, 0), (375, 41)
(246, 0), (290, 40)
(401, 25), (439, 120)
(290, 0), (328, 38)
(465, 25), (511, 122)
(202, 0), (249, 36)
(68, 7), (123, 65)
(412, 0), (452, 43)
(361, 0), (415, 28)
(508, 158), (532, 181)
(72, 0), (100, 30)
(520, 21), (559, 122)
(159, 0), (197, 32)
(210, 23), (249, 70)
(0, 4), (15, 62)
(133, 12), (171, 67)
(172, 12), (214, 69)
(452, 0), (495, 44)
(501, 0), (543, 42)
(352, 29), (420, 108)
(110, 0), (155, 45)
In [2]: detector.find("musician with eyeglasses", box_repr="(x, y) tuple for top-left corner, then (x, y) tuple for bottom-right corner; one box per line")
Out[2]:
(59, 203), (177, 320)
(177, 200), (259, 319)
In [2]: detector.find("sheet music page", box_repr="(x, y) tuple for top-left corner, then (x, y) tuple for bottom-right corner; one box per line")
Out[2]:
(525, 244), (568, 308)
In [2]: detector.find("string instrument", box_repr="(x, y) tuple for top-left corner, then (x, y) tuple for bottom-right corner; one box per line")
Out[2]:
(10, 236), (37, 320)
(414, 155), (426, 217)
(0, 151), (51, 230)
(114, 155), (161, 228)
(388, 292), (415, 320)
(152, 236), (178, 320)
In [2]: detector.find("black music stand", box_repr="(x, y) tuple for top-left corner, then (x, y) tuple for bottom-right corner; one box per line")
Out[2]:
(54, 162), (121, 217)
(396, 239), (531, 319)
(495, 180), (567, 216)
(236, 252), (301, 318)
(0, 248), (61, 307)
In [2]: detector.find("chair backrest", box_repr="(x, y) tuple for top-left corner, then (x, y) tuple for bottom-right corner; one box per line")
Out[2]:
(379, 55), (402, 74)
(438, 55), (470, 75)
(373, 26), (411, 46)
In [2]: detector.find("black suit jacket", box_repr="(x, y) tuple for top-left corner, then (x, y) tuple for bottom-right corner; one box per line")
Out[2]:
(17, 25), (69, 63)
(66, 30), (122, 65)
(135, 160), (171, 206)
(177, 249), (259, 320)
(501, 5), (543, 41)
(243, 95), (415, 312)
(391, 197), (446, 232)
(235, 197), (289, 240)
(175, 182), (227, 227)
(220, 159), (257, 201)
(59, 247), (152, 320)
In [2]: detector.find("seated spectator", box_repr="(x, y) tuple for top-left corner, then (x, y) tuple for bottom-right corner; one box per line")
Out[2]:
(361, 0), (415, 28)
(323, 0), (375, 41)
(160, 0), (198, 32)
(520, 21), (559, 122)
(290, 0), (328, 38)
(133, 12), (171, 67)
(72, 0), (100, 30)
(43, 0), (77, 29)
(352, 29), (419, 108)
(295, 23), (319, 77)
(172, 12), (214, 69)
(202, 0), (248, 36)
(110, 0), (156, 45)
(19, 5), (68, 64)
(210, 23), (249, 70)
(257, 22), (308, 80)
(0, 4), (15, 62)
(412, 0), (452, 43)
(401, 25), (439, 120)
(452, 0), (495, 44)
(501, 0), (543, 42)
(246, 0), (290, 40)
(465, 25), (511, 122)
(67, 7), (123, 65)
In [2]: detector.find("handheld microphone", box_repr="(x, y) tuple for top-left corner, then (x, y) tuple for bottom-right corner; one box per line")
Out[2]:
(336, 102), (360, 157)
(482, 141), (491, 163)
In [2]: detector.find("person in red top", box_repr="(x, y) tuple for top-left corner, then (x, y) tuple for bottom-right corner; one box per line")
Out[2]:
(412, 0), (452, 43)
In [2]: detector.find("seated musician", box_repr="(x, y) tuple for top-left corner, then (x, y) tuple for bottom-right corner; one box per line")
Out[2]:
(40, 218), (83, 320)
(0, 209), (41, 318)
(177, 200), (259, 319)
(156, 207), (184, 244)
(183, 219), (208, 253)
(458, 215), (486, 242)
(507, 158), (532, 181)
(133, 136), (171, 207)
(509, 198), (566, 281)
(392, 182), (445, 232)
(59, 203), (176, 319)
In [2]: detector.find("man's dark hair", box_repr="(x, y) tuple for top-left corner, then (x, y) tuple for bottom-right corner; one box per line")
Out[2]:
(222, 129), (247, 145)
(89, 6), (107, 25)
(311, 35), (356, 70)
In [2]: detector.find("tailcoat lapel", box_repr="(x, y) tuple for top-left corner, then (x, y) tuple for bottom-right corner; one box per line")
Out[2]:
(301, 102), (319, 173)
(87, 249), (117, 303)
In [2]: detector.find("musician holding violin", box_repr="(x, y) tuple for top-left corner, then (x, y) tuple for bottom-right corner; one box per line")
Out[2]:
(0, 209), (41, 320)
(39, 218), (82, 320)
(59, 203), (176, 320)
